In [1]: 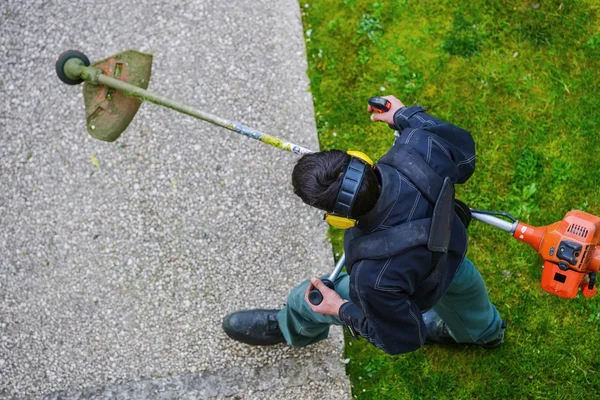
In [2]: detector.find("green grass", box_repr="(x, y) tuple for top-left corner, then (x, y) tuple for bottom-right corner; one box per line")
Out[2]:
(300, 0), (600, 398)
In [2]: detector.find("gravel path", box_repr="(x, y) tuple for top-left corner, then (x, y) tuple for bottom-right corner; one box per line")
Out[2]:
(0, 1), (350, 398)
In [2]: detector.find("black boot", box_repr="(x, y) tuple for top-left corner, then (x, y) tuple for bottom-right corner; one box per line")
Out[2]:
(222, 309), (286, 346)
(422, 309), (456, 344)
(423, 309), (507, 348)
(481, 320), (507, 348)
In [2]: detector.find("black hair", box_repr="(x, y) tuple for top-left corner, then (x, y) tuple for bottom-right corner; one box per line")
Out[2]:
(291, 150), (380, 219)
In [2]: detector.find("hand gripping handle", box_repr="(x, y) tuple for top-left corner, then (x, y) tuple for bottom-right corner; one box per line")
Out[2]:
(308, 279), (336, 305)
(368, 96), (392, 113)
(308, 254), (346, 305)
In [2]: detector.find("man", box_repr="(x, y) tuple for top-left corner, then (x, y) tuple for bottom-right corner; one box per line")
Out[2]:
(223, 95), (505, 354)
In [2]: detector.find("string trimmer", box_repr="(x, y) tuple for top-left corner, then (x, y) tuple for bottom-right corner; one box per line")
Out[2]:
(55, 49), (599, 301)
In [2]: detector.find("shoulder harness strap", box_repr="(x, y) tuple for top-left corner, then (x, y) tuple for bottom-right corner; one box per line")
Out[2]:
(382, 145), (455, 254)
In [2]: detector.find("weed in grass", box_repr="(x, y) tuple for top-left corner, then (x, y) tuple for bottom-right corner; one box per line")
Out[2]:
(441, 11), (483, 58)
(549, 158), (573, 186)
(587, 34), (600, 49)
(358, 46), (370, 64)
(587, 301), (600, 326)
(357, 12), (383, 43)
(386, 48), (423, 96)
(513, 149), (542, 184)
(508, 149), (543, 219)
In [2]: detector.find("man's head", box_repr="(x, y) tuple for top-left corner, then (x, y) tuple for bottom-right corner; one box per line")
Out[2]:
(292, 150), (380, 219)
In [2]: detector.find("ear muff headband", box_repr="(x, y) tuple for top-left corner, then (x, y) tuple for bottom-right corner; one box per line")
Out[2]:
(332, 158), (367, 216)
(346, 150), (374, 166)
(324, 150), (374, 229)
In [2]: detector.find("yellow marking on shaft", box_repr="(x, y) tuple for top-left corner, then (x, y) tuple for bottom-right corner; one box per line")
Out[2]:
(261, 134), (285, 149)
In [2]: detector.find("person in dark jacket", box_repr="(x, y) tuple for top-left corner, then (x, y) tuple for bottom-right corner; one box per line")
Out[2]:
(223, 95), (505, 354)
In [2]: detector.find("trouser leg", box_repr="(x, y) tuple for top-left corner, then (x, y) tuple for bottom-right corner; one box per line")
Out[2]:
(277, 272), (350, 347)
(433, 257), (503, 345)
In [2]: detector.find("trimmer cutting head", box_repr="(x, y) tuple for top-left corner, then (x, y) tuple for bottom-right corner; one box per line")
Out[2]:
(56, 50), (152, 142)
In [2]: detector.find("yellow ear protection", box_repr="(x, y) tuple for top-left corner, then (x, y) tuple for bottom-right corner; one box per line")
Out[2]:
(324, 151), (375, 229)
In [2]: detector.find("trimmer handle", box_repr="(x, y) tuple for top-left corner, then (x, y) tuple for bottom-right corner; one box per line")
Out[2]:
(368, 96), (392, 113)
(309, 255), (346, 305)
(308, 279), (335, 305)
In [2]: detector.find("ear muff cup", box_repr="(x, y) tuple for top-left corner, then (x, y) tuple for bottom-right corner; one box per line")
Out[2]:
(324, 214), (357, 229)
(324, 150), (374, 229)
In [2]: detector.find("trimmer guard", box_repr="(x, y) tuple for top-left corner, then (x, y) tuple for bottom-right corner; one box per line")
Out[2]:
(83, 50), (152, 142)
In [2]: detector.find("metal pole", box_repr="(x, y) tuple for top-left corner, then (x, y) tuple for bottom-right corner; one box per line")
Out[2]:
(65, 59), (315, 155)
(94, 74), (315, 155)
(328, 254), (346, 282)
(471, 211), (518, 234)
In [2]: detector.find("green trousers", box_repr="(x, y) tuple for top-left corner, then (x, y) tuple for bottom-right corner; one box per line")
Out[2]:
(277, 257), (503, 348)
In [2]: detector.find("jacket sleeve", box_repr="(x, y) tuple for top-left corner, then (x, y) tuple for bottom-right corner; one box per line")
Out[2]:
(338, 258), (427, 355)
(392, 105), (446, 130)
(390, 106), (476, 184)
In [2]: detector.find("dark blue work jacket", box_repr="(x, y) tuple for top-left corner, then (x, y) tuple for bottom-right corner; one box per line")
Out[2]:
(338, 106), (476, 355)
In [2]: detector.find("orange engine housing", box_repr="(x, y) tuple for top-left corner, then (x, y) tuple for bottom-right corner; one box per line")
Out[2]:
(513, 210), (600, 299)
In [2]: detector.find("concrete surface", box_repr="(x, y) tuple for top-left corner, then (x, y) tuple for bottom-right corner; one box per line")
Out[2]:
(0, 0), (351, 398)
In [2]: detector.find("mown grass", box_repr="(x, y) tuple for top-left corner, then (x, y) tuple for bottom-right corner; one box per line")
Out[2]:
(300, 0), (600, 398)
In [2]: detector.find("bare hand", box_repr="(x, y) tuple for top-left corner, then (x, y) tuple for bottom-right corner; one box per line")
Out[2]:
(305, 277), (348, 316)
(368, 95), (405, 125)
